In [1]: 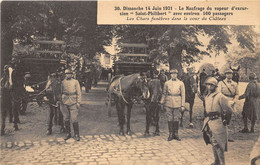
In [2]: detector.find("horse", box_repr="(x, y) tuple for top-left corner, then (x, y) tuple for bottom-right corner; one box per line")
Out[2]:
(106, 73), (150, 136)
(230, 66), (240, 83)
(1, 63), (25, 135)
(180, 73), (198, 128)
(143, 77), (162, 136)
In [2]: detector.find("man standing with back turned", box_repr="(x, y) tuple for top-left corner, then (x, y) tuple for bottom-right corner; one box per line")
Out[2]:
(61, 69), (82, 141)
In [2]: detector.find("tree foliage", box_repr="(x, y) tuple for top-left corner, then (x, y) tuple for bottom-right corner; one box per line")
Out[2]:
(225, 39), (260, 79)
(114, 25), (256, 75)
(1, 1), (113, 70)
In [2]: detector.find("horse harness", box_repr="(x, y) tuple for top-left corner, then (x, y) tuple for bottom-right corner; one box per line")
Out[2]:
(119, 77), (130, 104)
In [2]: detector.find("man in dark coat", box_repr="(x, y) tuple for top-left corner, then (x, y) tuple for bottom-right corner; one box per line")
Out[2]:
(199, 68), (208, 96)
(158, 69), (168, 89)
(239, 73), (260, 133)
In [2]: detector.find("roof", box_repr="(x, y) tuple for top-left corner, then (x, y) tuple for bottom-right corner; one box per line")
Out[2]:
(116, 53), (149, 57)
(118, 43), (148, 48)
(33, 40), (65, 44)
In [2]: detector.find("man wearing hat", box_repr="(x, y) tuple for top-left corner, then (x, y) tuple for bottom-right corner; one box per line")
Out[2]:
(239, 73), (260, 133)
(160, 69), (185, 141)
(61, 69), (82, 141)
(45, 73), (65, 135)
(217, 68), (238, 142)
(202, 77), (233, 165)
(218, 68), (239, 100)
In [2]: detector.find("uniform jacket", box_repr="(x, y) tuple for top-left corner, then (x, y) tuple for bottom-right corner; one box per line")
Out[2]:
(202, 91), (233, 151)
(218, 79), (239, 99)
(61, 78), (82, 106)
(160, 79), (185, 108)
(239, 81), (260, 121)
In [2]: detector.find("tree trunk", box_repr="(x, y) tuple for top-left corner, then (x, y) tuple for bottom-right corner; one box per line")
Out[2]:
(167, 45), (183, 78)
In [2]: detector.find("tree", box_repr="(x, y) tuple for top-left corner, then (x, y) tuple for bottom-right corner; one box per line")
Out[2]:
(1, 1), (113, 70)
(225, 39), (260, 79)
(114, 25), (256, 76)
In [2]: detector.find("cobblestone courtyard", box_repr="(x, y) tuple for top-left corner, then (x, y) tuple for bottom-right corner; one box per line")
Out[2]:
(1, 81), (259, 165)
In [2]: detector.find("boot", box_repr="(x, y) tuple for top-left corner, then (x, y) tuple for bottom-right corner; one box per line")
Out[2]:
(14, 124), (19, 131)
(73, 122), (80, 141)
(250, 120), (255, 133)
(211, 146), (220, 165)
(239, 117), (249, 133)
(46, 125), (52, 135)
(64, 121), (71, 140)
(167, 121), (174, 141)
(173, 121), (181, 141)
(215, 145), (225, 165)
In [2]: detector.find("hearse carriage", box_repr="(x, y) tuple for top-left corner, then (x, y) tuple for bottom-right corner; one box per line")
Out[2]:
(17, 39), (66, 113)
(112, 43), (154, 76)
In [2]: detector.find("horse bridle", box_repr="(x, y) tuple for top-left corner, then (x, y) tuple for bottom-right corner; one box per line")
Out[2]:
(118, 76), (148, 104)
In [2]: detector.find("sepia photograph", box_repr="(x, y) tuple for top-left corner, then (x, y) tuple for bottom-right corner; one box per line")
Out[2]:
(1, 1), (259, 165)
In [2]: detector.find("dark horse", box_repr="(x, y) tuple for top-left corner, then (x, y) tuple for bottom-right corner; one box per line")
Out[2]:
(106, 73), (150, 136)
(143, 78), (162, 136)
(180, 73), (198, 128)
(230, 66), (240, 83)
(1, 63), (25, 135)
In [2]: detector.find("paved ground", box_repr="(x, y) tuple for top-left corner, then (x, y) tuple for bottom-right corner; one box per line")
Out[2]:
(1, 81), (259, 165)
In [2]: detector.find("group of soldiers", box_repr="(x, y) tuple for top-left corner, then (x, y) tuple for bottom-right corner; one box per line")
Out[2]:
(2, 61), (259, 164)
(157, 67), (259, 165)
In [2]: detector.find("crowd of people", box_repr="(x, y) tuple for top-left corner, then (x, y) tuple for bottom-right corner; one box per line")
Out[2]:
(1, 62), (259, 164)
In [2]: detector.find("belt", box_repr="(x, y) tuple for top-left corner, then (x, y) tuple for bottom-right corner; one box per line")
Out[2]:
(205, 112), (220, 120)
(224, 94), (235, 98)
(167, 94), (180, 96)
(63, 92), (76, 96)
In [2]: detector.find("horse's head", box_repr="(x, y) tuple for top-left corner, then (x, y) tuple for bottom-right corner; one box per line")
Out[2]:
(189, 74), (198, 94)
(134, 75), (150, 100)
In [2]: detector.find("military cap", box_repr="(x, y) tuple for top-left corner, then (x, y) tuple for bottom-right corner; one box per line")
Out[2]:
(224, 68), (233, 74)
(205, 77), (218, 86)
(249, 72), (257, 80)
(64, 69), (73, 74)
(170, 69), (178, 74)
(24, 72), (31, 78)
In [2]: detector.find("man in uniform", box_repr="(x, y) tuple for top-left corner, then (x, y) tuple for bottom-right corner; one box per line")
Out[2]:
(61, 69), (82, 141)
(160, 69), (185, 141)
(239, 73), (260, 133)
(202, 77), (233, 165)
(158, 69), (168, 89)
(217, 68), (238, 142)
(199, 68), (207, 96)
(45, 73), (64, 135)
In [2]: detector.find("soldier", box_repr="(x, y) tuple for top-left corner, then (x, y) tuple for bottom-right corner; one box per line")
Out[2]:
(239, 73), (260, 133)
(217, 68), (238, 142)
(218, 69), (239, 100)
(61, 69), (82, 141)
(199, 68), (207, 96)
(158, 69), (168, 89)
(160, 69), (185, 141)
(45, 73), (64, 135)
(202, 77), (233, 165)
